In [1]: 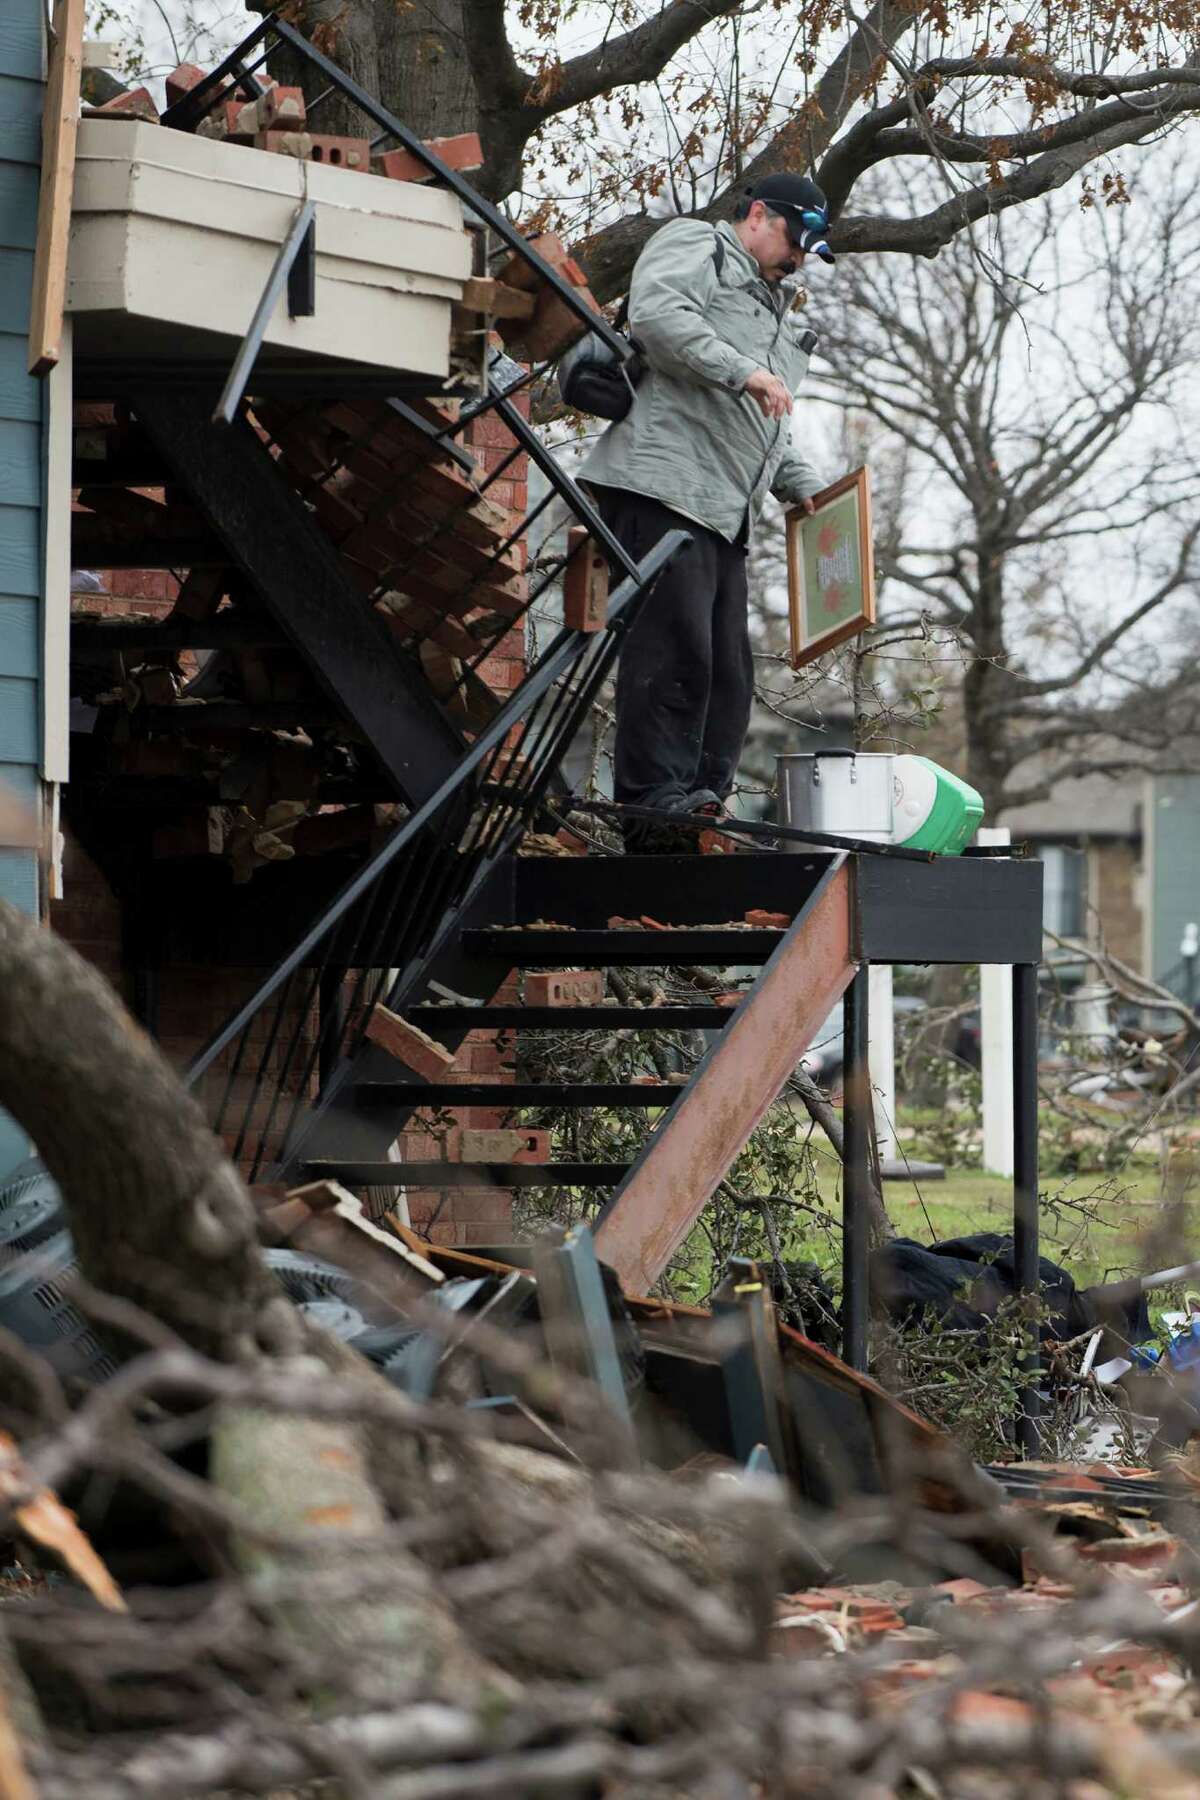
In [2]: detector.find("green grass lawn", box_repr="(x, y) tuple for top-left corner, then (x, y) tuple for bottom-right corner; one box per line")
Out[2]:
(813, 1161), (1196, 1291)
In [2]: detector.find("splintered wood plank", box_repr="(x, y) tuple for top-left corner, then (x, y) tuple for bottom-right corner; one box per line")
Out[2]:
(28, 0), (85, 376)
(592, 858), (855, 1296)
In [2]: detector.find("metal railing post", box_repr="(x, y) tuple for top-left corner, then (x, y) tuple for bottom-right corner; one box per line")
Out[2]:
(842, 965), (871, 1372)
(1013, 960), (1041, 1452)
(214, 199), (317, 425)
(266, 17), (630, 363)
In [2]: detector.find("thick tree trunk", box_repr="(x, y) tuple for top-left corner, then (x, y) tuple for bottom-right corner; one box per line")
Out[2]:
(0, 904), (508, 1702)
(0, 903), (296, 1365)
(961, 565), (1017, 821)
(211, 1388), (509, 1703)
(255, 0), (483, 173)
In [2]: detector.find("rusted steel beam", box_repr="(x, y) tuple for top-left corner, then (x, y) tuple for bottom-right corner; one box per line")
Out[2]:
(592, 856), (855, 1297)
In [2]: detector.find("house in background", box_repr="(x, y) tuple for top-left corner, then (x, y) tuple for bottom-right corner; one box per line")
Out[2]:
(1001, 767), (1200, 1000)
(1000, 772), (1143, 971)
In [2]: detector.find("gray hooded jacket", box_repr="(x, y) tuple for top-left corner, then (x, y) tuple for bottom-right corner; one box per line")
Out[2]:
(580, 218), (822, 542)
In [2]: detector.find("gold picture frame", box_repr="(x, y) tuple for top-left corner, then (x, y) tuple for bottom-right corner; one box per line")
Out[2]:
(785, 466), (876, 669)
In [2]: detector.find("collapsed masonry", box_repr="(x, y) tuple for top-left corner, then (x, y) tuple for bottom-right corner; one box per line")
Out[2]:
(56, 54), (610, 1247)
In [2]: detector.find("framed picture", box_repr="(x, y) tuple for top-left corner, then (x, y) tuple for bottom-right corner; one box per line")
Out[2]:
(785, 466), (876, 669)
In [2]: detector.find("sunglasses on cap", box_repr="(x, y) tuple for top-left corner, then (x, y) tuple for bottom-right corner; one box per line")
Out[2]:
(771, 201), (829, 233)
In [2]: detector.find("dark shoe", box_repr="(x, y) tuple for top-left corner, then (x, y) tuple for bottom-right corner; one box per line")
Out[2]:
(685, 788), (724, 815)
(621, 796), (695, 854)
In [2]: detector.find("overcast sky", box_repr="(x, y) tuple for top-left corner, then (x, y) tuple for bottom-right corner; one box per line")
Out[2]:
(102, 0), (1197, 689)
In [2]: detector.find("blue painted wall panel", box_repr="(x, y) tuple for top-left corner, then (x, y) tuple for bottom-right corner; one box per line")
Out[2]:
(0, 74), (43, 165)
(0, 161), (38, 251)
(0, 597), (37, 677)
(0, 418), (40, 505)
(0, 250), (34, 332)
(0, 675), (37, 760)
(0, 333), (42, 424)
(0, 503), (40, 597)
(0, 846), (37, 913)
(0, 0), (44, 1182)
(0, 19), (43, 84)
(0, 762), (38, 804)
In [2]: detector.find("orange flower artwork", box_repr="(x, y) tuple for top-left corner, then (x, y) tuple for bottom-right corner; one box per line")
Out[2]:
(787, 468), (876, 669)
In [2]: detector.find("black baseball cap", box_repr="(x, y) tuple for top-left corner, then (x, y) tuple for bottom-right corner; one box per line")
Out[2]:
(747, 172), (829, 245)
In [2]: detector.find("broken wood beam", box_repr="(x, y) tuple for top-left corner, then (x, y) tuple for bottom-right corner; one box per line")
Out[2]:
(592, 858), (855, 1296)
(28, 0), (86, 376)
(71, 613), (286, 652)
(562, 528), (608, 632)
(70, 517), (228, 568)
(259, 1177), (443, 1299)
(457, 278), (537, 322)
(136, 701), (342, 733)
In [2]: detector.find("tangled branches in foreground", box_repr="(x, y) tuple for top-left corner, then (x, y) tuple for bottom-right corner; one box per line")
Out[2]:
(2, 1322), (1200, 1800)
(2, 898), (1200, 1796)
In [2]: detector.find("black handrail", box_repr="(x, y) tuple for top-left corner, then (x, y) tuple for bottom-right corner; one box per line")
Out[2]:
(159, 15), (628, 368)
(186, 529), (688, 1092)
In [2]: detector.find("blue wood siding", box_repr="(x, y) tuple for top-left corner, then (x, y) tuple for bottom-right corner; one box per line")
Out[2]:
(0, 3), (44, 1176)
(1149, 775), (1200, 992)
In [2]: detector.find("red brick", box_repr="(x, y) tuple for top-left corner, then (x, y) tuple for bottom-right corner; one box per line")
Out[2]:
(255, 86), (306, 130)
(458, 1128), (548, 1164)
(524, 970), (603, 1007)
(164, 64), (209, 108)
(495, 232), (568, 293)
(563, 527), (608, 632)
(374, 133), (483, 184)
(365, 1004), (457, 1079)
(196, 98), (254, 141)
(468, 412), (521, 453)
(458, 1195), (516, 1226)
(256, 130), (370, 171)
(90, 86), (159, 122)
(745, 909), (791, 929)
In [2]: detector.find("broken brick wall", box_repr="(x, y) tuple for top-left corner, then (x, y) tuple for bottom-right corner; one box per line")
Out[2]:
(56, 401), (531, 1232)
(394, 402), (531, 1248)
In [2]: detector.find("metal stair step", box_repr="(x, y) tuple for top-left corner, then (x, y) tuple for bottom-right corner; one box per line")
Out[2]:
(403, 1005), (738, 1030)
(302, 1159), (629, 1188)
(461, 927), (784, 967)
(355, 1081), (685, 1108)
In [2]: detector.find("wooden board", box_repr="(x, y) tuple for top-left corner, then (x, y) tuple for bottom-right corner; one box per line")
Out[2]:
(27, 0), (84, 376)
(593, 857), (855, 1297)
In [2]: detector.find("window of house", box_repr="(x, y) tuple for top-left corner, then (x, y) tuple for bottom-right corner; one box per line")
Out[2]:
(1038, 844), (1086, 938)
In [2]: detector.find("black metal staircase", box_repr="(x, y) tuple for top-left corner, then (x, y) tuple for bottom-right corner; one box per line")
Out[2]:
(118, 20), (1048, 1387)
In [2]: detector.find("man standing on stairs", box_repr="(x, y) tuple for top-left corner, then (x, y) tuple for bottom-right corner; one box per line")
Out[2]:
(581, 174), (830, 852)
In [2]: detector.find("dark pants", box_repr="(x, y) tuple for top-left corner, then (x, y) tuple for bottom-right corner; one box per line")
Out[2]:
(597, 488), (752, 811)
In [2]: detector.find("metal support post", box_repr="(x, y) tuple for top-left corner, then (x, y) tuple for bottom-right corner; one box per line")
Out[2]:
(286, 213), (317, 319)
(842, 966), (871, 1372)
(533, 1224), (636, 1461)
(1013, 960), (1041, 1452)
(317, 966), (344, 1094)
(713, 1258), (795, 1476)
(214, 199), (317, 426)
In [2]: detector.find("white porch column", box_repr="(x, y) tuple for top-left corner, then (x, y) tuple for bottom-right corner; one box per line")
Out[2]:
(868, 963), (897, 1162)
(979, 827), (1015, 1177)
